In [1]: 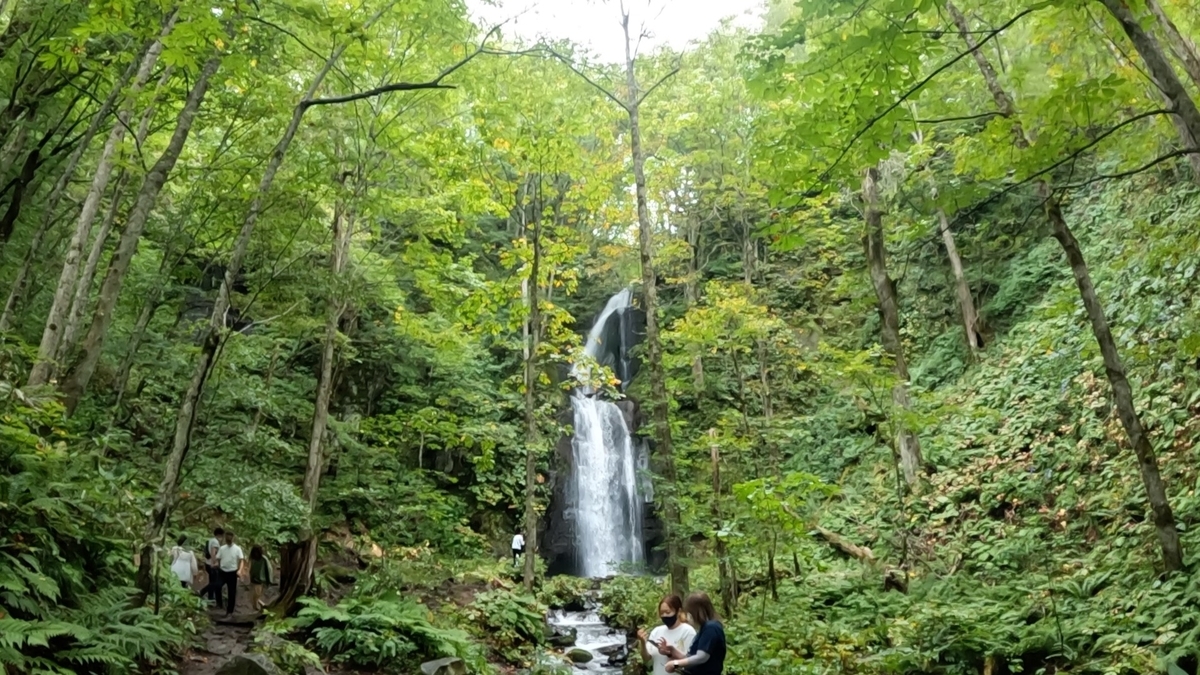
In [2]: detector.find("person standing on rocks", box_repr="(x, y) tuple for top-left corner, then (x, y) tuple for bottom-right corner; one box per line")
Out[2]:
(511, 529), (525, 566)
(168, 535), (199, 589)
(665, 593), (725, 675)
(216, 530), (245, 617)
(249, 545), (272, 611)
(199, 526), (224, 605)
(638, 594), (695, 675)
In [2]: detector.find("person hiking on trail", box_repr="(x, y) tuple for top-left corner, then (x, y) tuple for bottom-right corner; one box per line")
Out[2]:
(249, 545), (272, 611)
(664, 592), (726, 675)
(216, 530), (245, 617)
(637, 594), (696, 675)
(199, 527), (224, 605)
(511, 529), (525, 566)
(169, 535), (199, 589)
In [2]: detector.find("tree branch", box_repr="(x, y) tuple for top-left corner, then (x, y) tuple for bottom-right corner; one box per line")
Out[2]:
(301, 24), (505, 109)
(1055, 148), (1199, 190)
(914, 111), (1001, 124)
(544, 47), (628, 111)
(818, 1), (1050, 182)
(637, 62), (681, 106)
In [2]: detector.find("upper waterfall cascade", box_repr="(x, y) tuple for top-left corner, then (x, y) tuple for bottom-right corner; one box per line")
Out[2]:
(567, 289), (645, 577)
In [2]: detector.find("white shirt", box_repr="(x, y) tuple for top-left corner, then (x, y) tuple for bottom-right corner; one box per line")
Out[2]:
(511, 534), (525, 549)
(206, 537), (221, 565)
(217, 543), (244, 572)
(170, 547), (198, 584)
(647, 622), (696, 675)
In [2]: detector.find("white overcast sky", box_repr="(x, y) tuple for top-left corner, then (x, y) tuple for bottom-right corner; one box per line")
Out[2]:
(466, 0), (765, 63)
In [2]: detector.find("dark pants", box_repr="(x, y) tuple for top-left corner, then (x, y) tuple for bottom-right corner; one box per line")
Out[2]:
(221, 570), (238, 614)
(512, 548), (522, 565)
(201, 565), (222, 603)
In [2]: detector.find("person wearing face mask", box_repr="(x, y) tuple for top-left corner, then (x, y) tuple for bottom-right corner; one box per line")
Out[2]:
(636, 594), (696, 675)
(665, 592), (726, 675)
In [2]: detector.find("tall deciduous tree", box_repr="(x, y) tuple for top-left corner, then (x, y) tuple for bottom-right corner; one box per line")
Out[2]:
(549, 3), (687, 593)
(948, 0), (1183, 571)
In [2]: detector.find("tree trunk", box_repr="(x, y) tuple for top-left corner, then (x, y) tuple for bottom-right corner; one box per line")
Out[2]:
(61, 66), (169, 358)
(59, 172), (126, 357)
(28, 17), (173, 386)
(135, 43), (351, 597)
(709, 431), (736, 617)
(1097, 0), (1200, 156)
(1145, 0), (1200, 89)
(623, 11), (687, 595)
(949, 0), (1184, 572)
(937, 209), (982, 353)
(862, 166), (923, 486)
(113, 291), (163, 408)
(522, 182), (542, 592)
(0, 54), (135, 330)
(275, 200), (353, 613)
(1047, 201), (1182, 570)
(684, 216), (704, 391)
(61, 55), (219, 414)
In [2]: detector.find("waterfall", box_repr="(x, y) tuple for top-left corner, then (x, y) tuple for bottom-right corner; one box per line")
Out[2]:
(568, 289), (644, 577)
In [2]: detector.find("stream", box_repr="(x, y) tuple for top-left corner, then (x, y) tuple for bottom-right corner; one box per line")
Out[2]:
(548, 608), (628, 674)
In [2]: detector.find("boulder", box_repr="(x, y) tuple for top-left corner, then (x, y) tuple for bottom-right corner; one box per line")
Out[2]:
(215, 654), (279, 675)
(547, 626), (578, 648)
(598, 643), (628, 666)
(566, 649), (594, 664)
(420, 657), (467, 675)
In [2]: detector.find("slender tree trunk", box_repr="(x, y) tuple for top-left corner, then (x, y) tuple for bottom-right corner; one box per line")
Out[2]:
(0, 54), (135, 330)
(522, 184), (542, 592)
(685, 216), (704, 391)
(275, 201), (353, 612)
(0, 123), (27, 184)
(622, 11), (687, 595)
(937, 209), (982, 353)
(59, 172), (126, 357)
(709, 431), (736, 618)
(135, 44), (351, 597)
(1097, 0), (1200, 154)
(862, 167), (923, 486)
(113, 291), (163, 408)
(61, 55), (219, 414)
(28, 17), (173, 386)
(61, 66), (169, 358)
(949, 0), (1184, 571)
(1144, 0), (1200, 89)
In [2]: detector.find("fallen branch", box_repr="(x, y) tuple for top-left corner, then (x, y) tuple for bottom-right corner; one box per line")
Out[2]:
(812, 526), (876, 562)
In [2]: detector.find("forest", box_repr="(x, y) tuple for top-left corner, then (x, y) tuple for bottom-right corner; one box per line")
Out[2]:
(4, 0), (1200, 673)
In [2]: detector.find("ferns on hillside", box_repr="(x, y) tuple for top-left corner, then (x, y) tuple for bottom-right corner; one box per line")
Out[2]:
(0, 378), (189, 673)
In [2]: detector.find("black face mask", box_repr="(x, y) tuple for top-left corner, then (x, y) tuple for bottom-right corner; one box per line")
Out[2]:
(661, 615), (678, 628)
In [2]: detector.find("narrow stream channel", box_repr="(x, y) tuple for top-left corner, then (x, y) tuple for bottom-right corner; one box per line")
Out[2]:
(548, 608), (627, 673)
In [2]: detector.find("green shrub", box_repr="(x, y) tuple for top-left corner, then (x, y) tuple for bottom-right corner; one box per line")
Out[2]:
(253, 621), (324, 675)
(463, 589), (547, 663)
(289, 594), (486, 673)
(598, 575), (664, 632)
(537, 575), (592, 609)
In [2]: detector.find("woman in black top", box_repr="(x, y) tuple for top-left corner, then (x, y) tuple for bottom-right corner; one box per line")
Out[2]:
(665, 592), (726, 675)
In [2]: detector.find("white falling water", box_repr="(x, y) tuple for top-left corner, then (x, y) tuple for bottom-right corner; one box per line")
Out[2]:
(569, 289), (644, 577)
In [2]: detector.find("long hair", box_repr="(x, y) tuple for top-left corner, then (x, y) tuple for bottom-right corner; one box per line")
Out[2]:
(250, 545), (263, 561)
(683, 592), (719, 625)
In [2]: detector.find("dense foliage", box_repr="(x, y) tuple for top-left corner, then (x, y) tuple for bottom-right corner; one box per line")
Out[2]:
(6, 0), (1200, 673)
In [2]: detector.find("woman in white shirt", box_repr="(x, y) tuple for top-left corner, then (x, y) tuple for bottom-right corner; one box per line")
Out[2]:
(637, 595), (696, 675)
(511, 531), (525, 566)
(169, 535), (199, 588)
